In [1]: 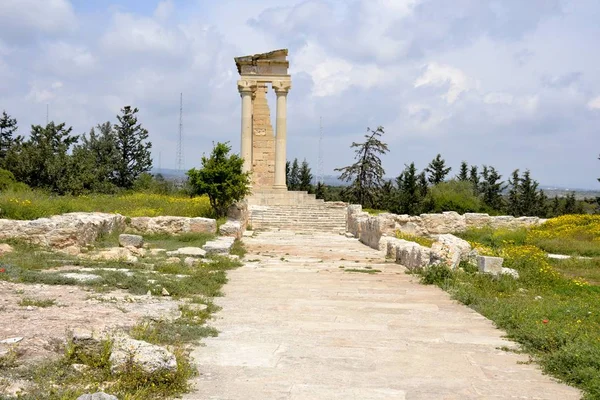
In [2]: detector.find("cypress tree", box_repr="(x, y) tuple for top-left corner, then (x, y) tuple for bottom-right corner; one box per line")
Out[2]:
(457, 161), (469, 181)
(335, 126), (389, 208)
(425, 154), (451, 185)
(298, 159), (313, 192)
(288, 158), (300, 190)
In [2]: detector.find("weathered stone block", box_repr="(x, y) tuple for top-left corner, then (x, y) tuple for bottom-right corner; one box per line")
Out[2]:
(431, 234), (472, 269)
(477, 256), (504, 274)
(119, 234), (144, 248)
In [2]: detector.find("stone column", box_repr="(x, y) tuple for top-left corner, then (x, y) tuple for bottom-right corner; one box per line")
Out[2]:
(273, 80), (291, 190)
(237, 80), (256, 174)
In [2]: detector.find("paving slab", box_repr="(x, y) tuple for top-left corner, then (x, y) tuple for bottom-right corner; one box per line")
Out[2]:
(184, 231), (580, 400)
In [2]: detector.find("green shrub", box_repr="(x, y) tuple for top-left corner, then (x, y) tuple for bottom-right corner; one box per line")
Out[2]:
(420, 264), (453, 285)
(424, 180), (484, 214)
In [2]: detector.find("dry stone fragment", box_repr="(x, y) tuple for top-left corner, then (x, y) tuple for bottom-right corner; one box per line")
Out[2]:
(76, 392), (118, 400)
(109, 335), (177, 375)
(119, 234), (144, 248)
(0, 243), (13, 255)
(477, 256), (504, 274)
(219, 220), (243, 239)
(431, 234), (472, 269)
(166, 247), (206, 258)
(203, 237), (235, 255)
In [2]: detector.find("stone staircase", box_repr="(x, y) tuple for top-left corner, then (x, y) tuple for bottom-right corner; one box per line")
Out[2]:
(247, 189), (348, 233)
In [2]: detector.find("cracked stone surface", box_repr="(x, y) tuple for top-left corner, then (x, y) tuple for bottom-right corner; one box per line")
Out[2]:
(184, 231), (579, 400)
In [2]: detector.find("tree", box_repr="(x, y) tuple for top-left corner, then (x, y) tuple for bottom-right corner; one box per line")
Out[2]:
(285, 161), (291, 186)
(507, 169), (521, 216)
(0, 111), (19, 165)
(469, 165), (480, 194)
(425, 154), (451, 185)
(315, 181), (327, 200)
(519, 170), (539, 216)
(551, 196), (562, 217)
(378, 179), (397, 211)
(298, 159), (313, 192)
(537, 190), (549, 218)
(564, 192), (577, 214)
(288, 158), (300, 190)
(457, 161), (469, 181)
(7, 122), (79, 193)
(425, 180), (484, 214)
(393, 163), (423, 215)
(335, 126), (389, 208)
(480, 165), (505, 211)
(113, 106), (152, 189)
(187, 142), (251, 217)
(72, 122), (120, 193)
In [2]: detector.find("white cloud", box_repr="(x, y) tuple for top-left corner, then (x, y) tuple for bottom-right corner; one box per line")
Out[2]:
(484, 92), (514, 105)
(154, 0), (175, 20)
(101, 12), (181, 55)
(0, 0), (76, 39)
(587, 96), (600, 110)
(293, 42), (398, 97)
(414, 63), (475, 104)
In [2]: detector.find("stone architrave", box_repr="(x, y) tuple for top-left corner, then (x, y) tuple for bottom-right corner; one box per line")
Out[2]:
(235, 49), (291, 190)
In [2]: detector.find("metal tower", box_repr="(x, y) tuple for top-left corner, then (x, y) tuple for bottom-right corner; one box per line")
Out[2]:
(176, 93), (184, 172)
(317, 116), (324, 185)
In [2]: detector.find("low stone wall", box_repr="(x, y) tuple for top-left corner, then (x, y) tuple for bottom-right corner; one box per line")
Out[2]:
(0, 212), (126, 250)
(219, 200), (249, 239)
(128, 216), (217, 235)
(347, 205), (545, 250)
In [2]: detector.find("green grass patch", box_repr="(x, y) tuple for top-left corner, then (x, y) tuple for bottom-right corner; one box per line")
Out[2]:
(418, 238), (600, 398)
(395, 231), (434, 247)
(344, 268), (381, 274)
(142, 232), (215, 251)
(18, 297), (56, 308)
(551, 257), (600, 286)
(0, 190), (212, 220)
(456, 227), (528, 249)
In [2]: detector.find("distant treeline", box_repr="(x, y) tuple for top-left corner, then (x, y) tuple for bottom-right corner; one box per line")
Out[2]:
(288, 126), (598, 217)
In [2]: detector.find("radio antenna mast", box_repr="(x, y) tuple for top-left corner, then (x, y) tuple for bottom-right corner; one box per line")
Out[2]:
(317, 116), (324, 185)
(176, 93), (184, 172)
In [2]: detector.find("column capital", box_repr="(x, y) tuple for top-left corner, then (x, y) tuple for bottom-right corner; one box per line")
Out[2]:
(237, 79), (257, 94)
(272, 80), (292, 95)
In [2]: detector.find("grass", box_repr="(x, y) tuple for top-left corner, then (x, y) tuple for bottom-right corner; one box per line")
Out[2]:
(7, 337), (194, 400)
(419, 220), (600, 399)
(395, 231), (435, 247)
(551, 257), (600, 286)
(344, 268), (381, 274)
(0, 232), (245, 398)
(142, 232), (215, 251)
(18, 297), (56, 308)
(0, 190), (212, 220)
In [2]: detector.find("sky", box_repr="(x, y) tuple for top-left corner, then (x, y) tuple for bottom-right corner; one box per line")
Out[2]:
(0, 0), (599, 189)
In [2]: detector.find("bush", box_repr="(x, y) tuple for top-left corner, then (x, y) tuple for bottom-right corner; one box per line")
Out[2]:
(420, 264), (453, 285)
(187, 142), (250, 218)
(424, 180), (485, 214)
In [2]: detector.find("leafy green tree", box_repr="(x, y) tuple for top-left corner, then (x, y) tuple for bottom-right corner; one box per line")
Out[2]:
(457, 161), (469, 181)
(418, 171), (428, 198)
(315, 181), (327, 200)
(537, 190), (549, 218)
(551, 196), (562, 217)
(507, 169), (521, 216)
(72, 122), (120, 193)
(393, 163), (423, 215)
(187, 142), (251, 217)
(424, 180), (484, 214)
(425, 154), (451, 185)
(288, 158), (300, 190)
(7, 122), (79, 194)
(0, 111), (20, 165)
(564, 192), (577, 214)
(113, 106), (152, 189)
(469, 165), (480, 194)
(519, 170), (539, 216)
(480, 165), (505, 211)
(285, 161), (291, 186)
(335, 126), (389, 208)
(378, 179), (397, 211)
(298, 159), (313, 192)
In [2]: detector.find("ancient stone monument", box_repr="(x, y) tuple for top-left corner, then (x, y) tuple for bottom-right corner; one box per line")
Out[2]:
(235, 49), (291, 189)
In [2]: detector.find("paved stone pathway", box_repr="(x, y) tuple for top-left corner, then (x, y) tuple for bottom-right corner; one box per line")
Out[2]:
(185, 231), (580, 399)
